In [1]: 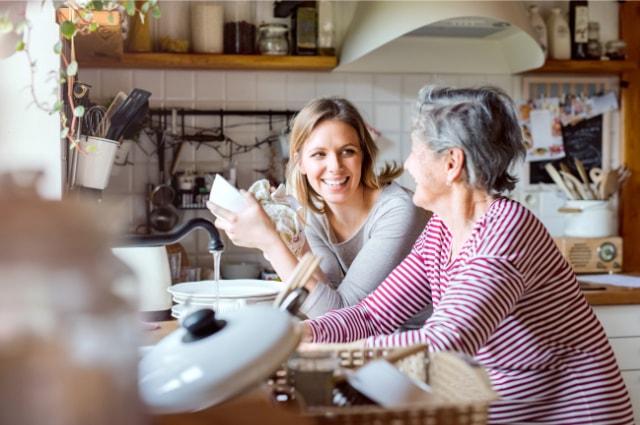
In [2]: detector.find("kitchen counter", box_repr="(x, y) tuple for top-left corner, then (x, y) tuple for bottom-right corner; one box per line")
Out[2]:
(143, 284), (640, 346)
(580, 283), (640, 305)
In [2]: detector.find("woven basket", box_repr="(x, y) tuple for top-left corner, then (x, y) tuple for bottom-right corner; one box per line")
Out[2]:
(270, 344), (496, 425)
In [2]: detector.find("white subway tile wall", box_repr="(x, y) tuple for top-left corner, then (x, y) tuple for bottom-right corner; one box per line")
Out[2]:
(80, 69), (579, 269)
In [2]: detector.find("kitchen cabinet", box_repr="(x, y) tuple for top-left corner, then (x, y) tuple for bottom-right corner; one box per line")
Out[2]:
(78, 53), (337, 71)
(593, 304), (640, 423)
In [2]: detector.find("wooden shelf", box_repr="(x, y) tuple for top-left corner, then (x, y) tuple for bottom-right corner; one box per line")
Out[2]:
(78, 53), (337, 71)
(527, 59), (638, 75)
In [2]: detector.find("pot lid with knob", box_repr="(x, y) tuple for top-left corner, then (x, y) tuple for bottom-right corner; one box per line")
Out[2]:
(139, 305), (301, 414)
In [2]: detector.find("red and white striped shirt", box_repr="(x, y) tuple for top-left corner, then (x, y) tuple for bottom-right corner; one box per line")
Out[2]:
(308, 198), (634, 424)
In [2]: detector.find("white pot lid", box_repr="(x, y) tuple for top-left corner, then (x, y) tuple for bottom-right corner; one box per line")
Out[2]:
(168, 280), (285, 300)
(139, 305), (300, 414)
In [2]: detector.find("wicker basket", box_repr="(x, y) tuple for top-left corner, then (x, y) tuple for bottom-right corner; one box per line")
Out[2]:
(270, 344), (496, 425)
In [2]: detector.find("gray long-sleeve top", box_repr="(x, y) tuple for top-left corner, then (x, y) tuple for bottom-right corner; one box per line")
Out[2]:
(300, 182), (432, 328)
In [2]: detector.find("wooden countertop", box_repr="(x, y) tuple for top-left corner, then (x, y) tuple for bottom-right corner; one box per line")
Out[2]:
(580, 282), (640, 305)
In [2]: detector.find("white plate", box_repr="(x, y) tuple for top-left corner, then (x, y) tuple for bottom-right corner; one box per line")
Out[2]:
(168, 279), (284, 300)
(172, 295), (275, 305)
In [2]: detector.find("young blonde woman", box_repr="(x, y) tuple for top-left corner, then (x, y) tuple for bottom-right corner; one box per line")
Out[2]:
(208, 97), (430, 325)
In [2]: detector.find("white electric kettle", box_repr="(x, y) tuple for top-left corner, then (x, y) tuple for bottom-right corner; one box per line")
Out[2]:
(112, 246), (173, 321)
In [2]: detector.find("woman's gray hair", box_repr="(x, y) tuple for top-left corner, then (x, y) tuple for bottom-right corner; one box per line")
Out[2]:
(413, 85), (525, 194)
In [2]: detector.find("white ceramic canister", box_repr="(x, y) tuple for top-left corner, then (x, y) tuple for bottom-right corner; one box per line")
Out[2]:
(548, 7), (571, 60)
(528, 5), (548, 59)
(191, 2), (224, 53)
(562, 200), (617, 238)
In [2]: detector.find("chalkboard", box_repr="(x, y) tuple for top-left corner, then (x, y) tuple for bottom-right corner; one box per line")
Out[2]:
(530, 115), (603, 184)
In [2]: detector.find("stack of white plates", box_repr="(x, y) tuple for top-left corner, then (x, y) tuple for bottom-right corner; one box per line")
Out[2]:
(167, 279), (285, 319)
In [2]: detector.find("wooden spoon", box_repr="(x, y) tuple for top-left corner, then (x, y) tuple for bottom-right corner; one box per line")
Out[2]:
(574, 159), (597, 200)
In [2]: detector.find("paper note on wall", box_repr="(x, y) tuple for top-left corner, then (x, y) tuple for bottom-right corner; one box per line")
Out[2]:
(527, 109), (565, 162)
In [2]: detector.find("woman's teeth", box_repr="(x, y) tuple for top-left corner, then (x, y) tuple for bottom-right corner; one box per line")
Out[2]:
(323, 177), (349, 187)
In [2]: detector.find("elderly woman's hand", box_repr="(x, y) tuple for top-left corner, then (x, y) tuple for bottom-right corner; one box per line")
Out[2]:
(207, 191), (279, 252)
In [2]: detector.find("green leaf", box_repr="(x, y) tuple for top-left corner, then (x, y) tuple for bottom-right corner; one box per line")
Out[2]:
(53, 41), (62, 55)
(151, 5), (161, 19)
(15, 40), (25, 51)
(73, 105), (85, 117)
(60, 20), (76, 40)
(66, 61), (78, 77)
(90, 1), (104, 11)
(0, 15), (13, 35)
(60, 127), (69, 139)
(141, 2), (150, 14)
(53, 100), (63, 112)
(107, 13), (115, 24)
(88, 22), (98, 32)
(125, 1), (136, 16)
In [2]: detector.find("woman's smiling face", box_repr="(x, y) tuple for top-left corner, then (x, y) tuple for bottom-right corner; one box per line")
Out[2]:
(298, 119), (363, 207)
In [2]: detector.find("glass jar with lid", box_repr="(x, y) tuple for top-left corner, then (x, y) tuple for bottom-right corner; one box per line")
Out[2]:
(257, 23), (289, 55)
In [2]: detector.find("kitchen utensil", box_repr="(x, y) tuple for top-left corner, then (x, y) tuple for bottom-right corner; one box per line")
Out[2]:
(84, 104), (107, 137)
(616, 166), (631, 185)
(273, 253), (319, 308)
(589, 167), (605, 199)
(139, 306), (301, 413)
(589, 167), (620, 200)
(112, 245), (173, 320)
(101, 91), (128, 137)
(149, 130), (178, 232)
(559, 200), (616, 238)
(106, 88), (151, 141)
(74, 136), (120, 190)
(560, 170), (589, 200)
(600, 169), (621, 200)
(545, 163), (576, 200)
(574, 159), (598, 200)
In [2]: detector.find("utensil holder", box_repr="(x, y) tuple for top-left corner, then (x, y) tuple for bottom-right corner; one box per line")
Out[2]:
(561, 200), (617, 238)
(75, 136), (119, 190)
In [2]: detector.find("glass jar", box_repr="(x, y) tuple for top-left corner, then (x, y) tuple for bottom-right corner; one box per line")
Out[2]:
(317, 0), (335, 56)
(257, 23), (289, 55)
(154, 1), (190, 53)
(586, 22), (602, 60)
(605, 40), (627, 60)
(223, 0), (256, 54)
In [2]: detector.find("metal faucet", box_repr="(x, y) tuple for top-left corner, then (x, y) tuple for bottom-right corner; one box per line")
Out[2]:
(118, 218), (224, 253)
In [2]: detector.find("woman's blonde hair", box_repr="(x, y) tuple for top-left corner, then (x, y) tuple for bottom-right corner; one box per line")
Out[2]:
(287, 97), (402, 214)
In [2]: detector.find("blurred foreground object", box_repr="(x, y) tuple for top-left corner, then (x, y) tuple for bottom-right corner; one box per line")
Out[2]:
(0, 172), (144, 425)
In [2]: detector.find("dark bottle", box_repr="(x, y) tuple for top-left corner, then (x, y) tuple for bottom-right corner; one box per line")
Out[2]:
(569, 0), (589, 60)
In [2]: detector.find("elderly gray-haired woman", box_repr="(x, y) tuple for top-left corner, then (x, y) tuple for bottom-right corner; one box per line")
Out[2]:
(302, 86), (633, 423)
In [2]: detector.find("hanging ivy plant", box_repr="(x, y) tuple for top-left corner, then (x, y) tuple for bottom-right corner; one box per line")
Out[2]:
(2, 0), (160, 152)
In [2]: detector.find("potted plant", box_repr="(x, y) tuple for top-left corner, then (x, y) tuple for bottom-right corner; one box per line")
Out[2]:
(0, 0), (160, 190)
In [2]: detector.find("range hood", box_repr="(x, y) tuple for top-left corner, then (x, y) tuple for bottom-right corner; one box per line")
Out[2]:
(335, 1), (545, 74)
